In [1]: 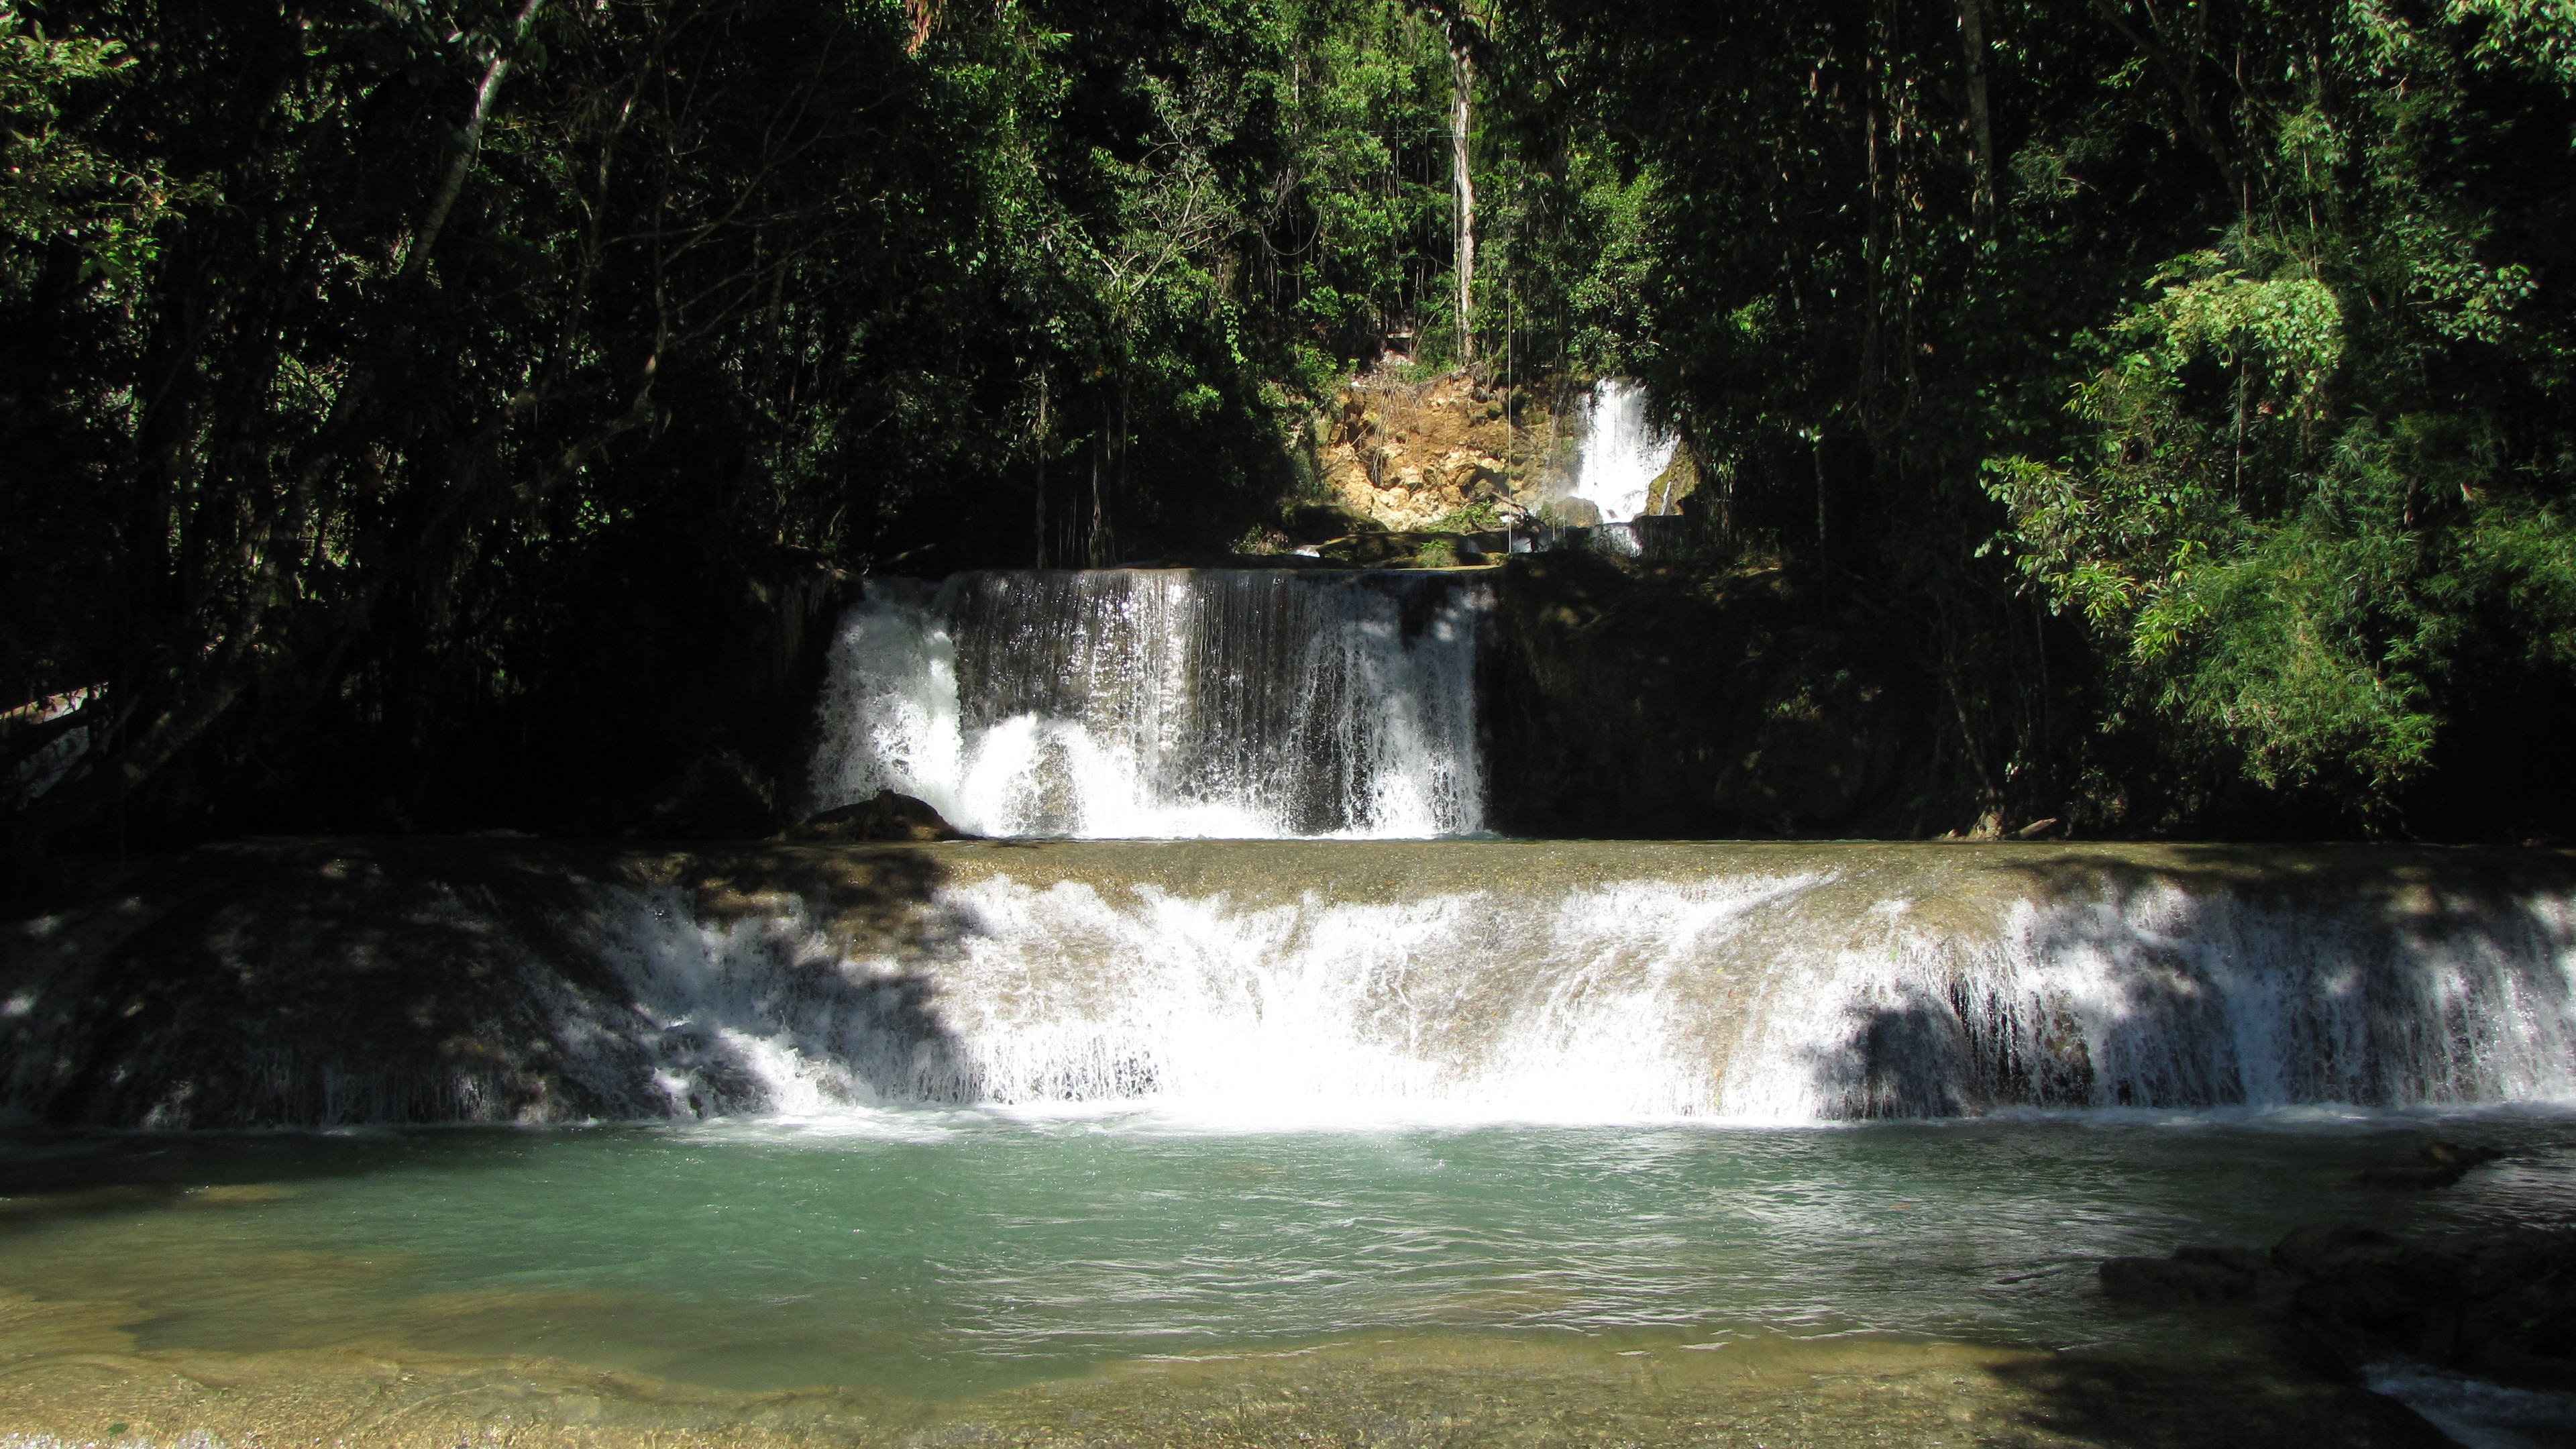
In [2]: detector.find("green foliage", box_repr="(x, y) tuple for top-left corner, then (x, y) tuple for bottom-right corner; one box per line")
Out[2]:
(0, 0), (1634, 847)
(0, 3), (195, 278)
(1971, 1), (2576, 808)
(1265, 0), (1460, 370)
(1984, 244), (2350, 669)
(0, 0), (1479, 842)
(1499, 0), (2576, 832)
(9, 0), (2575, 843)
(1430, 498), (1506, 532)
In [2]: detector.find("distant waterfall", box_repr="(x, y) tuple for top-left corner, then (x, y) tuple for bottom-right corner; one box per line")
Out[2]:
(808, 571), (1489, 839)
(1568, 380), (1678, 524)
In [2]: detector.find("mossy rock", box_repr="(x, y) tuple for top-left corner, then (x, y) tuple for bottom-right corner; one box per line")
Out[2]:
(1313, 531), (1491, 568)
(1285, 502), (1387, 543)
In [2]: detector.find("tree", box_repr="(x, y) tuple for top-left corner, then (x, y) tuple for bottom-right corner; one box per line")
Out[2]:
(1497, 0), (2576, 833)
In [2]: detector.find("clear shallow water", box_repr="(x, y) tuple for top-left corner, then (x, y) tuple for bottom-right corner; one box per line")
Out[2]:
(6, 1108), (2576, 1406)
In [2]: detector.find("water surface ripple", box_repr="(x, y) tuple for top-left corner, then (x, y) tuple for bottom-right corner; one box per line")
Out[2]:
(5, 1107), (2574, 1401)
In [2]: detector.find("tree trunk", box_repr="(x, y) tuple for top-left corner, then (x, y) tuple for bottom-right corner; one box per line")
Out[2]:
(1957, 0), (1998, 221)
(1032, 369), (1049, 568)
(1450, 38), (1475, 364)
(1089, 400), (1107, 568)
(2088, 0), (2239, 195)
(402, 0), (548, 279)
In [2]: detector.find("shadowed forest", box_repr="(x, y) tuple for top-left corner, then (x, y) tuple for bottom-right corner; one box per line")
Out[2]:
(5, 0), (2575, 858)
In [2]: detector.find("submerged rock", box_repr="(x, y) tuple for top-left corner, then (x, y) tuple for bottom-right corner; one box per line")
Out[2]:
(786, 790), (963, 843)
(2357, 1140), (2506, 1189)
(2100, 1248), (2262, 1304)
(2114, 1221), (2576, 1392)
(2427, 1140), (2506, 1167)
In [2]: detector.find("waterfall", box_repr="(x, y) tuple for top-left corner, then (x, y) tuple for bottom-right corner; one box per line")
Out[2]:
(1568, 380), (1678, 524)
(580, 856), (2576, 1124)
(21, 841), (2572, 1128)
(808, 571), (1488, 839)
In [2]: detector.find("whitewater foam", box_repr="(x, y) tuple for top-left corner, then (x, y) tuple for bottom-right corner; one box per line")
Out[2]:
(563, 855), (2576, 1128)
(1568, 380), (1678, 524)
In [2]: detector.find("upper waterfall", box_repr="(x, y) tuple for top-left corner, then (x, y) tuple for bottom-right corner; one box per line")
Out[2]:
(808, 570), (1488, 840)
(1568, 379), (1678, 524)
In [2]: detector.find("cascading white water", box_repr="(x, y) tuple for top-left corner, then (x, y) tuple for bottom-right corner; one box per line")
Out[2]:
(15, 842), (2576, 1127)
(570, 848), (2576, 1126)
(808, 571), (1487, 839)
(590, 872), (1814, 1122)
(1568, 379), (1678, 524)
(1713, 879), (2576, 1121)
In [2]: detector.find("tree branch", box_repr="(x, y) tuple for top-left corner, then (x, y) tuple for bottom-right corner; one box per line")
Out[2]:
(400, 0), (547, 279)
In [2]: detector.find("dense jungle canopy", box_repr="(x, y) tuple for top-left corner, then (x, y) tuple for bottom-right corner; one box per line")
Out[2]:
(3, 0), (2573, 855)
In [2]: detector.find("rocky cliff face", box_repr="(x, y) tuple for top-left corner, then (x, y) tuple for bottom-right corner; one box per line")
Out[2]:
(1309, 370), (1701, 536)
(1314, 370), (1559, 531)
(1482, 551), (1942, 838)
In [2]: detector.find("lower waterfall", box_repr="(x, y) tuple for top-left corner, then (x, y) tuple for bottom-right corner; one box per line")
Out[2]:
(590, 852), (2576, 1123)
(808, 571), (1487, 839)
(12, 841), (2574, 1128)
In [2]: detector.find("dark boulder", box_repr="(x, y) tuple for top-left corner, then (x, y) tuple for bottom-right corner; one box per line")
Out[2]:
(2176, 1244), (2273, 1275)
(1483, 551), (1931, 838)
(1285, 502), (1387, 543)
(2357, 1140), (2505, 1189)
(649, 748), (780, 839)
(2275, 1222), (2410, 1277)
(2272, 1222), (2576, 1387)
(786, 790), (965, 843)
